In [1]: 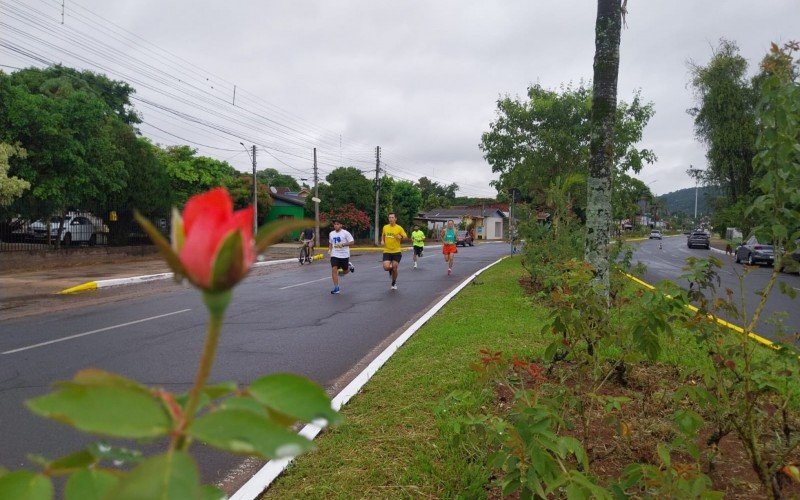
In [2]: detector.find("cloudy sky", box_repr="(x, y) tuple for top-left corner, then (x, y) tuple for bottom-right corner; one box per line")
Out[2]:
(1, 0), (797, 197)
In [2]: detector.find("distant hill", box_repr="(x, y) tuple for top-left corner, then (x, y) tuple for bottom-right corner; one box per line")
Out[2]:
(657, 186), (723, 216)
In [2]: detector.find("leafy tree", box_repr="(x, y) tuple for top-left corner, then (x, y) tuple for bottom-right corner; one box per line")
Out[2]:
(545, 173), (585, 238)
(256, 168), (300, 191)
(307, 167), (373, 219)
(0, 143), (30, 206)
(417, 176), (458, 209)
(227, 173), (272, 224)
(389, 180), (423, 229)
(154, 145), (237, 207)
(480, 84), (654, 212)
(585, 0), (624, 294)
(688, 39), (758, 204)
(611, 173), (649, 224)
(0, 67), (131, 221)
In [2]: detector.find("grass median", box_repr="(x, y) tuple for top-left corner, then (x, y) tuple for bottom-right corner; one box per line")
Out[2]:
(263, 256), (549, 498)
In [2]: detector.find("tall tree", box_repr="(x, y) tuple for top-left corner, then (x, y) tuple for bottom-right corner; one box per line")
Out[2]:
(480, 84), (654, 211)
(306, 167), (373, 219)
(688, 39), (758, 203)
(154, 145), (237, 207)
(0, 143), (30, 207)
(390, 180), (423, 229)
(227, 173), (272, 224)
(256, 168), (300, 191)
(585, 0), (623, 293)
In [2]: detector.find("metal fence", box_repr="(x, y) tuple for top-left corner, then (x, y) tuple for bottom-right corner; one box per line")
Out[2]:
(0, 209), (168, 253)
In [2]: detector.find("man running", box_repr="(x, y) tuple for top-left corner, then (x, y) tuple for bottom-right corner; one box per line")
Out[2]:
(411, 224), (425, 269)
(328, 219), (355, 294)
(381, 212), (407, 290)
(441, 219), (457, 275)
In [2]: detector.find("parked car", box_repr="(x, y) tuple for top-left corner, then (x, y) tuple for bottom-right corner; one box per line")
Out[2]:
(687, 231), (710, 249)
(456, 230), (474, 247)
(649, 229), (662, 240)
(735, 236), (774, 266)
(29, 213), (104, 246)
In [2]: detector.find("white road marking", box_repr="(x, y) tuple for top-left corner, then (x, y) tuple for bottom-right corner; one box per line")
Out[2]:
(2, 309), (192, 355)
(279, 277), (329, 290)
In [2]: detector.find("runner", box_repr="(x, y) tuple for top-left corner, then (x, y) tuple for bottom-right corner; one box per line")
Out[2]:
(440, 219), (457, 275)
(328, 219), (355, 294)
(381, 212), (407, 290)
(411, 224), (425, 269)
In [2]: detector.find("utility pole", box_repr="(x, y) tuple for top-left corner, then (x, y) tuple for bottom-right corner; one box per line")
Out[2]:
(252, 145), (257, 234)
(313, 148), (319, 248)
(374, 146), (381, 246)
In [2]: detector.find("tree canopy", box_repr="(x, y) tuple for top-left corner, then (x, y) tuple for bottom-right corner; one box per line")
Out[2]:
(155, 145), (238, 207)
(256, 168), (300, 191)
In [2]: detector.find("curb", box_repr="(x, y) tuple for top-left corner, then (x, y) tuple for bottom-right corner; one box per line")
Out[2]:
(229, 255), (510, 500)
(57, 258), (300, 294)
(621, 272), (775, 349)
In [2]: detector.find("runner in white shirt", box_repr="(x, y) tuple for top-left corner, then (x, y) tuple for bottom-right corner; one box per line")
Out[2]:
(328, 219), (355, 294)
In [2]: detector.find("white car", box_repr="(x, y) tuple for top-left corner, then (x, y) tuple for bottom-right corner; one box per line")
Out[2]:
(30, 213), (105, 246)
(649, 229), (662, 240)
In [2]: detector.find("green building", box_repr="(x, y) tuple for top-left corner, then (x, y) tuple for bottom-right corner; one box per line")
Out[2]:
(265, 191), (306, 239)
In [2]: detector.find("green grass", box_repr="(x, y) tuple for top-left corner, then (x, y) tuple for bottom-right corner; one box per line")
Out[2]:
(261, 257), (788, 498)
(263, 257), (549, 499)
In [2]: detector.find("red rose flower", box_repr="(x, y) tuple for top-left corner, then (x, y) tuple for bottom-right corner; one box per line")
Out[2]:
(176, 188), (254, 291)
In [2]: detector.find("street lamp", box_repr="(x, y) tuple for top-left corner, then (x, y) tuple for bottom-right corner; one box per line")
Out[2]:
(240, 142), (257, 234)
(687, 165), (703, 222)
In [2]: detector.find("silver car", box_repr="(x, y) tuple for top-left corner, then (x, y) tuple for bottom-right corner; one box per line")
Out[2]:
(735, 236), (774, 266)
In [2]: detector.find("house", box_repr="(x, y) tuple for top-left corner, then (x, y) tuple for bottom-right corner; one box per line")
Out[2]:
(416, 207), (507, 240)
(265, 188), (306, 239)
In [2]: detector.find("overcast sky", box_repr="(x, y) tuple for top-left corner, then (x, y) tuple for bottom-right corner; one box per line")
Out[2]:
(1, 1), (797, 197)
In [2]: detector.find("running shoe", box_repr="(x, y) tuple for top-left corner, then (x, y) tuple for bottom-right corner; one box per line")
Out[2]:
(447, 268), (452, 276)
(348, 262), (355, 273)
(413, 262), (417, 268)
(391, 284), (398, 290)
(331, 286), (340, 294)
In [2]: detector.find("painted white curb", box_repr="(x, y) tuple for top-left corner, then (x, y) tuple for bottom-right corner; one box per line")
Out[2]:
(230, 255), (509, 500)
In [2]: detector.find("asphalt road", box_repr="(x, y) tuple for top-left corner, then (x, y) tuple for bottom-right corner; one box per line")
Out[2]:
(0, 242), (509, 492)
(630, 235), (800, 342)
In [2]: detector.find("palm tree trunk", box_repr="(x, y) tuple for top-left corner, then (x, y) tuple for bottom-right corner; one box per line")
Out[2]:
(585, 0), (622, 296)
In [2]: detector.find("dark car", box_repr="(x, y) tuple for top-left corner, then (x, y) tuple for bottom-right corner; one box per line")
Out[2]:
(687, 231), (710, 249)
(735, 236), (774, 266)
(456, 230), (474, 247)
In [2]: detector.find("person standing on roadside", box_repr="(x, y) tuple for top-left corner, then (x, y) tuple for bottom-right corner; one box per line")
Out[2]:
(328, 219), (355, 294)
(440, 219), (457, 275)
(411, 224), (425, 269)
(381, 213), (407, 290)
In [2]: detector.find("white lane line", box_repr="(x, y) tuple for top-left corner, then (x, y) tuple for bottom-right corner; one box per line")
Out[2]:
(279, 277), (329, 290)
(2, 309), (192, 355)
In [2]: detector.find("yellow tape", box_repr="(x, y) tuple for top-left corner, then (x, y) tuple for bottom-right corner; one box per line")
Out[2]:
(621, 272), (775, 349)
(58, 281), (98, 294)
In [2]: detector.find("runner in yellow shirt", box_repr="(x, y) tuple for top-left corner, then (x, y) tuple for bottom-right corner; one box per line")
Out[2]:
(381, 213), (407, 290)
(411, 225), (425, 269)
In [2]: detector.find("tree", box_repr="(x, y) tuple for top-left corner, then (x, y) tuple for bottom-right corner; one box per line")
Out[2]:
(321, 203), (371, 235)
(227, 173), (272, 225)
(389, 180), (423, 229)
(0, 67), (131, 221)
(307, 167), (373, 219)
(585, 0), (623, 294)
(0, 143), (30, 207)
(545, 173), (585, 238)
(154, 145), (237, 207)
(256, 168), (300, 191)
(688, 39), (758, 204)
(481, 84), (654, 212)
(611, 173), (649, 224)
(416, 176), (458, 210)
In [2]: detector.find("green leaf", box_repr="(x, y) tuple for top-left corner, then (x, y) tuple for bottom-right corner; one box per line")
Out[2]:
(108, 451), (200, 500)
(221, 396), (268, 415)
(87, 442), (143, 465)
(203, 381), (238, 400)
(210, 229), (245, 291)
(27, 385), (171, 438)
(657, 443), (671, 468)
(187, 408), (313, 458)
(201, 485), (227, 500)
(674, 409), (704, 435)
(134, 210), (186, 279)
(0, 471), (53, 500)
(65, 469), (118, 500)
(45, 449), (97, 475)
(248, 373), (341, 425)
(255, 218), (317, 255)
(72, 369), (149, 392)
